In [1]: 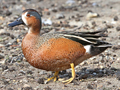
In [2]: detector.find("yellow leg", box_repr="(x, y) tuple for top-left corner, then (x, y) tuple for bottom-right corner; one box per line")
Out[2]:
(47, 71), (59, 82)
(62, 63), (76, 84)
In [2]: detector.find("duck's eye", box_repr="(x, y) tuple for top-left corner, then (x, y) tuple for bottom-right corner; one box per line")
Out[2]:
(26, 14), (31, 17)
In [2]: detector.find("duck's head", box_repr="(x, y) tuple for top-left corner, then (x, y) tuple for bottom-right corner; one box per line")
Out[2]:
(8, 9), (42, 33)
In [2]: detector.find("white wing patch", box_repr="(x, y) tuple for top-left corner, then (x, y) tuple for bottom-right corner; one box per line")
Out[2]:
(84, 45), (91, 54)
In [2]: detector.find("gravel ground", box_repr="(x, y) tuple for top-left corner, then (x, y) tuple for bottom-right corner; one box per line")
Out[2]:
(0, 0), (120, 90)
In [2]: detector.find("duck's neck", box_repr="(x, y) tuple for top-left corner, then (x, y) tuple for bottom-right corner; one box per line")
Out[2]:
(28, 27), (40, 35)
(28, 24), (41, 35)
(28, 19), (42, 35)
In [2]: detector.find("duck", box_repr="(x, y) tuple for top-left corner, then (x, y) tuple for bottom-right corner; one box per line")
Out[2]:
(8, 9), (112, 84)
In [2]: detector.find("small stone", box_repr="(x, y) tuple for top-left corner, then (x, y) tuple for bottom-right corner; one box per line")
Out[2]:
(75, 18), (80, 21)
(86, 12), (99, 20)
(37, 78), (44, 84)
(107, 81), (111, 85)
(9, 67), (16, 72)
(2, 65), (8, 71)
(22, 84), (33, 90)
(46, 12), (50, 15)
(8, 88), (14, 90)
(91, 21), (96, 26)
(81, 73), (88, 79)
(0, 54), (4, 59)
(43, 86), (51, 90)
(106, 23), (114, 28)
(114, 16), (119, 21)
(87, 84), (94, 89)
(115, 71), (120, 80)
(59, 70), (66, 75)
(116, 26), (120, 31)
(52, 9), (57, 12)
(19, 70), (26, 75)
(56, 13), (65, 19)
(26, 70), (33, 74)
(5, 10), (12, 16)
(3, 79), (10, 85)
(97, 73), (103, 77)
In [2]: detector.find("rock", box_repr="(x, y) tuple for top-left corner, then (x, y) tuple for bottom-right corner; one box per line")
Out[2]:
(59, 70), (66, 75)
(97, 72), (104, 77)
(46, 12), (50, 15)
(37, 78), (44, 84)
(26, 70), (33, 74)
(22, 84), (33, 90)
(66, 0), (75, 4)
(19, 70), (26, 75)
(106, 23), (114, 28)
(43, 86), (51, 90)
(56, 13), (65, 19)
(75, 18), (80, 21)
(116, 26), (120, 31)
(39, 70), (46, 75)
(52, 8), (58, 12)
(7, 88), (14, 90)
(42, 19), (52, 25)
(9, 67), (16, 72)
(86, 11), (99, 20)
(0, 54), (4, 59)
(3, 79), (10, 85)
(114, 16), (118, 21)
(5, 10), (12, 16)
(2, 65), (8, 71)
(115, 71), (120, 80)
(87, 84), (94, 89)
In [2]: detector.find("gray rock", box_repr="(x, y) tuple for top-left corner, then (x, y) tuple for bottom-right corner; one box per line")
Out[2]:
(0, 54), (4, 59)
(56, 13), (65, 19)
(37, 78), (44, 84)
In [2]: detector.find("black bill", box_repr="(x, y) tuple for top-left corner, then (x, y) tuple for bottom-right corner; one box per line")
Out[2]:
(8, 17), (24, 27)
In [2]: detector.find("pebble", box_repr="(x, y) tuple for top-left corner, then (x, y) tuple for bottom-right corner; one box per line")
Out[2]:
(2, 65), (8, 71)
(19, 70), (26, 75)
(115, 71), (120, 80)
(0, 54), (4, 59)
(26, 70), (33, 74)
(116, 26), (120, 31)
(3, 79), (10, 85)
(39, 70), (46, 75)
(59, 70), (66, 75)
(87, 84), (94, 89)
(7, 88), (14, 90)
(106, 23), (114, 28)
(52, 8), (58, 12)
(5, 10), (12, 16)
(43, 86), (51, 90)
(42, 19), (52, 25)
(22, 84), (33, 90)
(56, 13), (65, 19)
(37, 78), (44, 84)
(114, 16), (118, 21)
(66, 0), (75, 4)
(86, 12), (99, 20)
(9, 67), (16, 72)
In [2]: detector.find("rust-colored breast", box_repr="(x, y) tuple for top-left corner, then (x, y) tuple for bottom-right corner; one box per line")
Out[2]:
(22, 34), (86, 71)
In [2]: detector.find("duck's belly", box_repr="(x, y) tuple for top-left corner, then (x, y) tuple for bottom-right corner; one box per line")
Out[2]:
(22, 37), (86, 71)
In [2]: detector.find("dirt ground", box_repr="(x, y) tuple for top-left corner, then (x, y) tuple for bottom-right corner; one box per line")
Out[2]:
(0, 0), (120, 90)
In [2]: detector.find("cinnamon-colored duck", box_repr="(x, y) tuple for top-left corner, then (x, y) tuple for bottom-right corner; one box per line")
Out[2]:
(8, 9), (112, 84)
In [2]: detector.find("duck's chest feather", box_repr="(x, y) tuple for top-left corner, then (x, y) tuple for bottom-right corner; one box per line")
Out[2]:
(22, 33), (86, 71)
